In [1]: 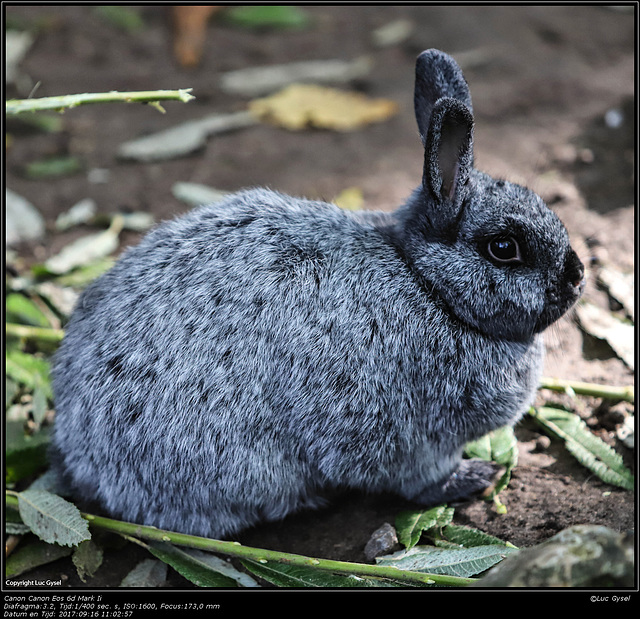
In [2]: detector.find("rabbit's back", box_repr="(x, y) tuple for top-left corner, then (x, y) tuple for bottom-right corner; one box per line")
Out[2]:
(51, 188), (543, 538)
(50, 188), (435, 535)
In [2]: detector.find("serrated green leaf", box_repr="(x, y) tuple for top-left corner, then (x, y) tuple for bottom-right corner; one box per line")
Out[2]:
(17, 489), (91, 547)
(442, 524), (517, 549)
(395, 505), (454, 549)
(376, 544), (518, 578)
(148, 542), (240, 588)
(241, 560), (407, 588)
(6, 521), (32, 535)
(5, 539), (73, 578)
(72, 539), (104, 582)
(564, 439), (634, 490)
(531, 406), (634, 490)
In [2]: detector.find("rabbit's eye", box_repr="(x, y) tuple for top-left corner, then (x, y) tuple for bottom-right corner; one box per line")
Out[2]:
(487, 237), (522, 264)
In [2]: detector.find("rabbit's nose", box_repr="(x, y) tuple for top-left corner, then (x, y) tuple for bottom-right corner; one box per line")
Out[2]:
(565, 249), (586, 291)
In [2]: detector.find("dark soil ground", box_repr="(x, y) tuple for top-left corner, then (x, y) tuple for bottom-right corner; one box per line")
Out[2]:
(4, 4), (636, 596)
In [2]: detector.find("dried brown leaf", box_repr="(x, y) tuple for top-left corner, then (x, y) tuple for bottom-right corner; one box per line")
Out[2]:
(173, 6), (222, 68)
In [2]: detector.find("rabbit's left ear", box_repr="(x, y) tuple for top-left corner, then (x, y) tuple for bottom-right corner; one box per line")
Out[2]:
(414, 49), (473, 144)
(424, 98), (474, 206)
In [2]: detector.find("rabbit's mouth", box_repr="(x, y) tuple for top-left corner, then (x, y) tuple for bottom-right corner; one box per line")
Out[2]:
(537, 272), (585, 332)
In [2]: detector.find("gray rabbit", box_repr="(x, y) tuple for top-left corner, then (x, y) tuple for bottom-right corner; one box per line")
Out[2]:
(50, 50), (585, 539)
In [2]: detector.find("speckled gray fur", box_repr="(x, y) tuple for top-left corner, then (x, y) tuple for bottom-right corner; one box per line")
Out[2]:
(50, 50), (585, 539)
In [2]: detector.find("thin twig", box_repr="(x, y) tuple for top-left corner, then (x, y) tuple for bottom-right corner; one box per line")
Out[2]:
(6, 89), (195, 115)
(81, 512), (473, 586)
(539, 376), (634, 403)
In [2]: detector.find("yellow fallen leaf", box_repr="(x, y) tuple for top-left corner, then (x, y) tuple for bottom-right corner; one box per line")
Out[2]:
(333, 186), (364, 210)
(248, 84), (398, 131)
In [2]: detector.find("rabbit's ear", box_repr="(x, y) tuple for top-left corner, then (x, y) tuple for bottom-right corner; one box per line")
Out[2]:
(424, 98), (474, 206)
(414, 49), (473, 145)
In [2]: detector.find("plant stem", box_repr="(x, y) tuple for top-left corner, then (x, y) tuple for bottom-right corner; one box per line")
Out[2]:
(5, 89), (195, 115)
(85, 513), (476, 586)
(539, 376), (634, 403)
(4, 492), (473, 587)
(6, 323), (65, 343)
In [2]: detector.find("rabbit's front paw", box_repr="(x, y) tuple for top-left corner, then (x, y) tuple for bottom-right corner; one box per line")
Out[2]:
(412, 459), (502, 506)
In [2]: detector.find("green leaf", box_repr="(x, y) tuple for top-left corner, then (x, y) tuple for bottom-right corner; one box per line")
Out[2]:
(241, 560), (407, 588)
(31, 381), (49, 426)
(6, 293), (52, 327)
(5, 350), (52, 398)
(376, 545), (518, 578)
(5, 421), (50, 484)
(72, 539), (104, 582)
(225, 6), (310, 30)
(148, 542), (241, 588)
(5, 502), (23, 525)
(25, 155), (82, 179)
(8, 112), (64, 133)
(465, 434), (492, 461)
(17, 489), (91, 547)
(4, 349), (52, 430)
(6, 520), (32, 535)
(6, 377), (20, 408)
(531, 406), (634, 490)
(465, 426), (518, 467)
(93, 6), (145, 32)
(465, 426), (519, 502)
(120, 559), (167, 587)
(181, 548), (260, 587)
(441, 524), (518, 549)
(395, 505), (454, 549)
(28, 469), (64, 494)
(51, 257), (114, 288)
(5, 539), (73, 578)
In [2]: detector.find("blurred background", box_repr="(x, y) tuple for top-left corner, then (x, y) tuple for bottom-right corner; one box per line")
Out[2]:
(6, 5), (634, 233)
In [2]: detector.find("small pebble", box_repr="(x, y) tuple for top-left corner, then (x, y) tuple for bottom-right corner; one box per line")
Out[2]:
(604, 108), (623, 129)
(534, 435), (551, 452)
(364, 522), (399, 561)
